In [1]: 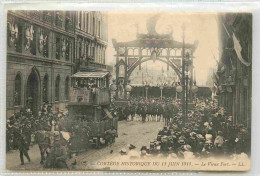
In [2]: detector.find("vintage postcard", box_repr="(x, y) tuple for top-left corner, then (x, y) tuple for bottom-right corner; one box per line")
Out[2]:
(5, 9), (252, 172)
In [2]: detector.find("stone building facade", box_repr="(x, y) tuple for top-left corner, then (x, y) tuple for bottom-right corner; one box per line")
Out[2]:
(6, 11), (108, 117)
(216, 13), (252, 128)
(74, 11), (108, 73)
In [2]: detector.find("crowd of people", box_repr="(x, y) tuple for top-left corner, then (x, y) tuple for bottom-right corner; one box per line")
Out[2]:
(6, 102), (116, 168)
(6, 96), (251, 167)
(110, 97), (179, 125)
(118, 98), (251, 159)
(6, 103), (69, 166)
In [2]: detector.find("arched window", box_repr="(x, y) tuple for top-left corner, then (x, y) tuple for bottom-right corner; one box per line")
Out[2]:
(43, 74), (48, 103)
(65, 76), (69, 100)
(93, 16), (95, 35)
(55, 75), (60, 101)
(14, 74), (22, 106)
(56, 36), (61, 60)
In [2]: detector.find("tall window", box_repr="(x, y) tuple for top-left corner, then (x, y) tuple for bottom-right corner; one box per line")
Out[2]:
(86, 13), (89, 33)
(97, 46), (100, 63)
(56, 36), (61, 59)
(65, 76), (69, 100)
(92, 46), (95, 58)
(42, 74), (48, 103)
(55, 75), (60, 101)
(103, 49), (106, 64)
(93, 16), (95, 35)
(16, 24), (23, 53)
(85, 41), (89, 57)
(14, 74), (22, 106)
(79, 12), (82, 29)
(78, 40), (82, 58)
(29, 25), (36, 55)
(43, 31), (49, 58)
(65, 39), (70, 61)
(98, 21), (101, 37)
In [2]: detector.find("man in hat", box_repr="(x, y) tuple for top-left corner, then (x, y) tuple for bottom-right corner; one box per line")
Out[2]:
(141, 105), (146, 122)
(17, 124), (31, 165)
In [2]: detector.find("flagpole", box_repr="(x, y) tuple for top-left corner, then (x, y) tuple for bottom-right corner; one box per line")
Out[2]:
(181, 24), (186, 127)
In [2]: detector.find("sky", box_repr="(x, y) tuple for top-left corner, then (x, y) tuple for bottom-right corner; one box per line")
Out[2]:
(105, 12), (220, 86)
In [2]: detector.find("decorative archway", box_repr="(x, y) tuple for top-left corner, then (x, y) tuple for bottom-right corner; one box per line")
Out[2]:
(127, 57), (182, 80)
(26, 66), (41, 115)
(112, 16), (198, 100)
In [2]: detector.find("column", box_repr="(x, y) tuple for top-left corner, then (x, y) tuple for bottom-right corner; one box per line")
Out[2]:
(115, 50), (119, 99)
(181, 31), (186, 127)
(124, 47), (128, 99)
(190, 51), (194, 100)
(167, 49), (170, 71)
(139, 48), (142, 70)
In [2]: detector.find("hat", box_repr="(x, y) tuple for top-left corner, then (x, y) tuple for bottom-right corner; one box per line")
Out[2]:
(120, 148), (127, 154)
(205, 134), (213, 141)
(204, 122), (209, 126)
(184, 145), (192, 151)
(196, 134), (204, 139)
(190, 132), (197, 137)
(141, 150), (147, 155)
(178, 139), (185, 145)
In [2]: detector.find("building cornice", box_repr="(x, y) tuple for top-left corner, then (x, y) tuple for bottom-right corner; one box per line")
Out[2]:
(7, 51), (73, 66)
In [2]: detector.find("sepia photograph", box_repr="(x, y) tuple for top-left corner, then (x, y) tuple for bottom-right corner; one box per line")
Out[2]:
(5, 10), (252, 171)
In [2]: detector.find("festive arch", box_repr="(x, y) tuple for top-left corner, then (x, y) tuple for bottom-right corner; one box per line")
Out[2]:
(127, 57), (182, 80)
(112, 16), (198, 100)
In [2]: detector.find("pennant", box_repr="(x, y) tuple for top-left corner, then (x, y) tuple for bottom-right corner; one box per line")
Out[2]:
(222, 23), (231, 38)
(232, 33), (251, 67)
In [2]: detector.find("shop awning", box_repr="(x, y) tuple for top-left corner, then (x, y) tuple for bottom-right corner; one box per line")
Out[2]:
(71, 71), (109, 78)
(103, 108), (113, 119)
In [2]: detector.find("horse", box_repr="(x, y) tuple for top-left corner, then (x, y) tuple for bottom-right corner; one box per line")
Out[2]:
(34, 130), (51, 164)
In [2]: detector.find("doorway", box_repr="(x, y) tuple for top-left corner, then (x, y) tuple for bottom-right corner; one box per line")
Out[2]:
(26, 69), (40, 116)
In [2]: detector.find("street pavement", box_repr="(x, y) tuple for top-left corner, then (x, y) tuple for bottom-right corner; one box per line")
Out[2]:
(6, 120), (164, 171)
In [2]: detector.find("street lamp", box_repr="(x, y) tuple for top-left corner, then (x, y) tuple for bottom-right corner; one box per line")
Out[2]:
(191, 81), (198, 102)
(191, 84), (198, 93)
(184, 51), (191, 125)
(181, 24), (186, 127)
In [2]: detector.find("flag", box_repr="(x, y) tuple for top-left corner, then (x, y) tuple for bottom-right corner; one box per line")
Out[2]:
(232, 32), (251, 67)
(222, 23), (231, 38)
